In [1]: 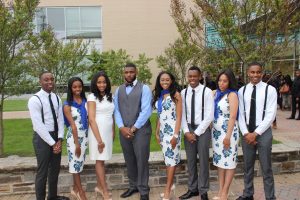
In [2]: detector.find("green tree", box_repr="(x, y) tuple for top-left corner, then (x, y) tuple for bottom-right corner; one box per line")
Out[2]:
(156, 38), (202, 86)
(88, 49), (152, 85)
(171, 0), (300, 77)
(0, 0), (39, 156)
(25, 27), (89, 96)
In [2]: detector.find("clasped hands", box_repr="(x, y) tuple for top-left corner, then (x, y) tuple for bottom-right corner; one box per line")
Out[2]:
(120, 126), (137, 139)
(244, 132), (258, 145)
(53, 140), (62, 154)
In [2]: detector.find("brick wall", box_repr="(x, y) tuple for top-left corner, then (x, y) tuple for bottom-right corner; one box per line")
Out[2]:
(1, 148), (300, 196)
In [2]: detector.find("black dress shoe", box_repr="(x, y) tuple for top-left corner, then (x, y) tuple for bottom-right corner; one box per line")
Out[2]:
(287, 116), (295, 119)
(120, 188), (139, 198)
(201, 192), (208, 200)
(140, 194), (149, 200)
(49, 196), (70, 200)
(236, 195), (254, 200)
(296, 117), (300, 120)
(179, 190), (199, 199)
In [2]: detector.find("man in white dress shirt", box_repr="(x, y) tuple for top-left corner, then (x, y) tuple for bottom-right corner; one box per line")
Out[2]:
(179, 66), (214, 200)
(28, 72), (69, 200)
(237, 62), (277, 200)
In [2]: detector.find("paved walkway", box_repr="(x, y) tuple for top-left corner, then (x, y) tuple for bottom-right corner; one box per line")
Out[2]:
(1, 172), (300, 200)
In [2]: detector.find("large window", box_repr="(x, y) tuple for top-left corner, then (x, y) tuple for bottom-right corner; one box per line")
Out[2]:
(34, 7), (102, 39)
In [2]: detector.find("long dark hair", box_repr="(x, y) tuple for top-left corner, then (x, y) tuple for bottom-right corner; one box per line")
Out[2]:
(90, 71), (112, 102)
(216, 68), (238, 90)
(67, 77), (86, 105)
(152, 71), (180, 108)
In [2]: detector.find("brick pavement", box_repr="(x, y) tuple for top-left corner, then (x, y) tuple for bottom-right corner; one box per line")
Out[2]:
(1, 172), (300, 200)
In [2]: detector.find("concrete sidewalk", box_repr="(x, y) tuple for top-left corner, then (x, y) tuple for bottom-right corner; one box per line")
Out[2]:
(1, 172), (300, 200)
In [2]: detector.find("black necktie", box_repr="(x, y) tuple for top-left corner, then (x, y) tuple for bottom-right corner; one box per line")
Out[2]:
(49, 94), (58, 132)
(249, 85), (256, 132)
(191, 89), (195, 128)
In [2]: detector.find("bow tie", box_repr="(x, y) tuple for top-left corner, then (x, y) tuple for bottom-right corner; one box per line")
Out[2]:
(125, 82), (134, 87)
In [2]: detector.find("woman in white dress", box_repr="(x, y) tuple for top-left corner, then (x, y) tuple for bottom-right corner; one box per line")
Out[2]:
(88, 71), (114, 200)
(212, 69), (239, 200)
(153, 71), (182, 200)
(63, 77), (88, 200)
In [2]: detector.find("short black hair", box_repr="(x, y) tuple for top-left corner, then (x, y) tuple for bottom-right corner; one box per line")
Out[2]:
(247, 61), (263, 70)
(39, 71), (52, 79)
(216, 68), (238, 90)
(188, 66), (201, 74)
(125, 63), (136, 69)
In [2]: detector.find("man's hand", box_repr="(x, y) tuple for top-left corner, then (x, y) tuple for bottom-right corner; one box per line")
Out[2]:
(130, 126), (137, 135)
(244, 132), (257, 145)
(185, 132), (196, 143)
(120, 127), (133, 139)
(53, 140), (62, 154)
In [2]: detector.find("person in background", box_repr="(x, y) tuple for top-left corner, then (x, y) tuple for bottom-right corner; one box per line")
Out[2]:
(153, 71), (182, 200)
(212, 69), (239, 200)
(28, 72), (69, 200)
(279, 75), (292, 110)
(88, 71), (114, 200)
(63, 77), (88, 200)
(287, 69), (300, 120)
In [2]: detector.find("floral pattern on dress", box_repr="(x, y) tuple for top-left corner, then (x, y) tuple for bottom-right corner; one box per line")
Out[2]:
(212, 94), (239, 169)
(65, 102), (88, 174)
(157, 96), (181, 167)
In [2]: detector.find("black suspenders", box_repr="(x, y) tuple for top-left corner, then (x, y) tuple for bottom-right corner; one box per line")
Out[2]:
(34, 94), (59, 124)
(184, 86), (206, 123)
(242, 84), (269, 125)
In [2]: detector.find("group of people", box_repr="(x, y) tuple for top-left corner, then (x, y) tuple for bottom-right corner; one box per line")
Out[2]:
(28, 61), (278, 200)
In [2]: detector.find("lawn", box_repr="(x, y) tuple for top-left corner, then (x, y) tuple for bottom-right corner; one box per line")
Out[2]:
(3, 99), (29, 112)
(3, 115), (280, 157)
(3, 114), (167, 157)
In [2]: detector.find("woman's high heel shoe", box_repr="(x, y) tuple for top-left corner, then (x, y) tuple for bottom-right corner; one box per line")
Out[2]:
(160, 184), (175, 200)
(95, 187), (112, 200)
(70, 188), (82, 200)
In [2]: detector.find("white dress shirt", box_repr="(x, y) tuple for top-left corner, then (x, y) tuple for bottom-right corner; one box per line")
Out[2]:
(238, 81), (277, 135)
(181, 84), (214, 136)
(28, 89), (64, 146)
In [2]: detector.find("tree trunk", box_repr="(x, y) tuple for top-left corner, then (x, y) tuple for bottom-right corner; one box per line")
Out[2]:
(0, 96), (4, 156)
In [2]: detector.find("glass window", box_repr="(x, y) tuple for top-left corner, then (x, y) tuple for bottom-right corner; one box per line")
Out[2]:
(47, 8), (65, 31)
(35, 8), (47, 32)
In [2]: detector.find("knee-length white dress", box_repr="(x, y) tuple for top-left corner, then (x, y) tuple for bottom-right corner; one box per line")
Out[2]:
(88, 94), (114, 161)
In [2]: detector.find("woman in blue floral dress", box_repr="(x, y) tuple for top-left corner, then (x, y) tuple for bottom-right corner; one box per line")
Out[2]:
(63, 77), (88, 200)
(212, 69), (239, 200)
(153, 71), (182, 200)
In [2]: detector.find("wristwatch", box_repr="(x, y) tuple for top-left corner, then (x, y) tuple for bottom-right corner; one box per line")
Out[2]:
(173, 134), (179, 138)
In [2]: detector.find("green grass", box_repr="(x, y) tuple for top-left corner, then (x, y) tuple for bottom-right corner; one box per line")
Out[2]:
(3, 98), (67, 112)
(3, 116), (280, 157)
(3, 99), (29, 112)
(3, 114), (166, 157)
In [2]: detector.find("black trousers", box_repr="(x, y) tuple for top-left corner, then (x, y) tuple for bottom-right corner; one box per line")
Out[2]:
(33, 132), (61, 200)
(291, 95), (300, 118)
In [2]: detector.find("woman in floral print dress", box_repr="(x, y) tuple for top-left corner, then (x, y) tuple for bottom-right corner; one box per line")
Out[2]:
(153, 71), (182, 200)
(63, 77), (88, 200)
(212, 69), (239, 200)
